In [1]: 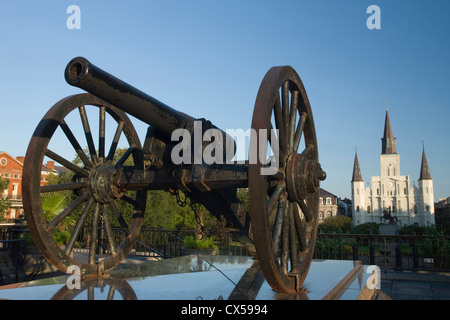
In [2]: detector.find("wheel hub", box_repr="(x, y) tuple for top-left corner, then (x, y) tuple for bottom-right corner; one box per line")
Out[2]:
(285, 152), (326, 203)
(89, 164), (124, 203)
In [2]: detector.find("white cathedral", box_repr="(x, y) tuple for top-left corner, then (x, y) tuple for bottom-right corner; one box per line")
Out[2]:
(351, 109), (435, 227)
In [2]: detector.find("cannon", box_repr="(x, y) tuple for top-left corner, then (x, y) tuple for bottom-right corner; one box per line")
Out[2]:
(22, 57), (326, 293)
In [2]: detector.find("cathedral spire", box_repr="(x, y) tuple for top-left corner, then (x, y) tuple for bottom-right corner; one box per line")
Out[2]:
(381, 108), (397, 154)
(352, 151), (363, 182)
(419, 145), (432, 180)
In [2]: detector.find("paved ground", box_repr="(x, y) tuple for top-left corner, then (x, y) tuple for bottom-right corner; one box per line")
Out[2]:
(380, 270), (450, 300)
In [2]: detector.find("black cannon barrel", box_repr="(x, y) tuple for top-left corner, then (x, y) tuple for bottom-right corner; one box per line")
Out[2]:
(65, 57), (236, 162)
(65, 57), (196, 136)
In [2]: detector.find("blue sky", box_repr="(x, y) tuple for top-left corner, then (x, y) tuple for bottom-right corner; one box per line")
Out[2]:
(0, 0), (449, 201)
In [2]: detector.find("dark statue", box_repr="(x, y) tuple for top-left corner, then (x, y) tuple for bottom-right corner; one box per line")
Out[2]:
(380, 208), (398, 225)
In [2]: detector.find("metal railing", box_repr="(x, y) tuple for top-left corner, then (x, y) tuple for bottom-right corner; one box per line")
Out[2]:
(314, 233), (450, 272)
(2, 224), (449, 272)
(129, 228), (251, 258)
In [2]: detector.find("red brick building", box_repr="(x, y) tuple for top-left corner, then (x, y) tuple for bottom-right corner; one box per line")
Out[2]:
(0, 151), (57, 220)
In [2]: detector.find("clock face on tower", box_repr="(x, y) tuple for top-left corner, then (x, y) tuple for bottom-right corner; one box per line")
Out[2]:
(386, 181), (394, 189)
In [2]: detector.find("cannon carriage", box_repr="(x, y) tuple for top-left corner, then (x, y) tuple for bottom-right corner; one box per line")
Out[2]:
(22, 57), (325, 293)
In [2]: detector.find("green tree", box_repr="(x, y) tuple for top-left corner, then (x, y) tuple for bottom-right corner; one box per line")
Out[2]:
(0, 176), (11, 221)
(318, 215), (353, 233)
(353, 222), (379, 234)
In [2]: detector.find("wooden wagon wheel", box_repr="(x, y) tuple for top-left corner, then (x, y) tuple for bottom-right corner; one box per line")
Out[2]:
(22, 93), (146, 276)
(249, 66), (326, 293)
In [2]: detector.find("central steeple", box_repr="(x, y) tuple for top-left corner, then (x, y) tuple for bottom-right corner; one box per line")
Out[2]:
(381, 108), (397, 154)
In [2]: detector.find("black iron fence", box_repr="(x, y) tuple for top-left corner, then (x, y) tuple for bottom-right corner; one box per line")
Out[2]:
(314, 233), (450, 272)
(1, 224), (449, 272)
(132, 228), (252, 258)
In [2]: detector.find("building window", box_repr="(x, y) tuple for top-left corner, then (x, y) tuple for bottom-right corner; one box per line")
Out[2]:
(326, 197), (332, 204)
(319, 198), (323, 204)
(377, 188), (379, 195)
(0, 158), (7, 166)
(414, 205), (418, 214)
(404, 188), (406, 195)
(425, 205), (430, 212)
(367, 206), (371, 213)
(356, 206), (360, 212)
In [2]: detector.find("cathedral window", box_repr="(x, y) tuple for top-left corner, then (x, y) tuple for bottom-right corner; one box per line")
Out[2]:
(414, 205), (418, 214)
(425, 205), (429, 212)
(377, 188), (379, 195)
(367, 206), (371, 213)
(356, 206), (360, 212)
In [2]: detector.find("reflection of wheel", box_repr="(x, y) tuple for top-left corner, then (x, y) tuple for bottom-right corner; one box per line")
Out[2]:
(249, 66), (326, 293)
(51, 278), (137, 300)
(22, 93), (146, 276)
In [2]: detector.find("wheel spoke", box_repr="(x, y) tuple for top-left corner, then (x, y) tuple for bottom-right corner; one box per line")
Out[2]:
(65, 198), (94, 255)
(293, 202), (307, 252)
(293, 112), (307, 152)
(40, 182), (88, 193)
(121, 195), (141, 208)
(297, 198), (313, 222)
(47, 192), (90, 231)
(288, 202), (299, 271)
(267, 122), (279, 151)
(272, 196), (287, 254)
(109, 201), (130, 233)
(99, 106), (106, 161)
(107, 285), (116, 300)
(102, 204), (116, 255)
(89, 203), (101, 264)
(281, 201), (290, 273)
(114, 147), (136, 169)
(106, 121), (125, 162)
(301, 144), (314, 158)
(45, 149), (89, 177)
(267, 184), (284, 216)
(79, 105), (98, 164)
(289, 91), (299, 153)
(273, 94), (287, 159)
(281, 81), (290, 148)
(60, 120), (93, 169)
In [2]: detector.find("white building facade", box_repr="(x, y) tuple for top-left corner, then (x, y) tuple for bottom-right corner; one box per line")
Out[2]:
(351, 109), (435, 227)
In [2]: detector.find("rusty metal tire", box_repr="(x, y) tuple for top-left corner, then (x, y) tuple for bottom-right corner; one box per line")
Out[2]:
(22, 93), (146, 276)
(249, 66), (325, 293)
